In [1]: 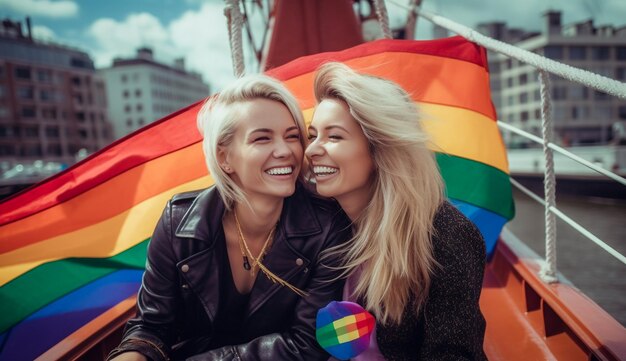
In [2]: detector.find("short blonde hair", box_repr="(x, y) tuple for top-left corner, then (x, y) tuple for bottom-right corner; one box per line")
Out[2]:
(197, 74), (306, 209)
(315, 62), (444, 325)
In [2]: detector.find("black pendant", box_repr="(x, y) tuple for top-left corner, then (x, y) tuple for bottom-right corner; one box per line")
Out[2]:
(243, 256), (251, 271)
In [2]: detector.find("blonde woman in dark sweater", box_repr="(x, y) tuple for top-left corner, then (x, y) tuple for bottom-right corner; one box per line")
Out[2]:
(306, 62), (487, 361)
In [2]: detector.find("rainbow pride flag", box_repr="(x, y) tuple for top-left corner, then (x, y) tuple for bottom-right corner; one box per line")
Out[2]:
(0, 36), (513, 360)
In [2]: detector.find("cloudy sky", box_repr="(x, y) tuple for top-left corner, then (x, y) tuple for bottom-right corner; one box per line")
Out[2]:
(1, 0), (624, 91)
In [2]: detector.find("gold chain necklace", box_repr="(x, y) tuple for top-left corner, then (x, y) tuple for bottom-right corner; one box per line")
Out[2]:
(233, 210), (308, 297)
(233, 210), (275, 276)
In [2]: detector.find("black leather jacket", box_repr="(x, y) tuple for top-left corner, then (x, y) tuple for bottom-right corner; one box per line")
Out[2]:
(107, 185), (352, 361)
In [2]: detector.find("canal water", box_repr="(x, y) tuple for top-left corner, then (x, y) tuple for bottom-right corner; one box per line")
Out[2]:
(505, 188), (626, 326)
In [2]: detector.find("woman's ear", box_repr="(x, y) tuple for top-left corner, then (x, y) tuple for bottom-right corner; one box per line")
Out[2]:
(217, 146), (233, 174)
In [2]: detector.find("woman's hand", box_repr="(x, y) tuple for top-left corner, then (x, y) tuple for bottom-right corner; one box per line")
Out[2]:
(109, 351), (147, 361)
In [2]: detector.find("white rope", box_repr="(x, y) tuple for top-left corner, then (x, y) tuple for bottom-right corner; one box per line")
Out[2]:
(373, 0), (393, 39)
(537, 71), (558, 283)
(497, 122), (626, 186)
(224, 0), (245, 77)
(386, 1), (626, 99)
(510, 178), (626, 266)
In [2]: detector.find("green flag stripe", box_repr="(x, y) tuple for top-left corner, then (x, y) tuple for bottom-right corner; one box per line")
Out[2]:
(0, 239), (149, 333)
(436, 153), (514, 219)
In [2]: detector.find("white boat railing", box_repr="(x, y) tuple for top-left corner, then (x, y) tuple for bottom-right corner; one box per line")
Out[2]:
(382, 0), (626, 282)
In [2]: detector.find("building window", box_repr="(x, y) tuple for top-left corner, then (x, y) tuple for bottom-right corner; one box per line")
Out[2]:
(123, 90), (129, 98)
(17, 86), (34, 100)
(569, 86), (588, 100)
(76, 112), (86, 121)
(138, 118), (145, 126)
(136, 104), (143, 112)
(37, 70), (53, 82)
(572, 105), (589, 120)
(126, 119), (132, 127)
(591, 46), (610, 60)
(553, 106), (565, 121)
(15, 67), (31, 79)
(40, 89), (56, 102)
(520, 111), (529, 122)
(593, 107), (611, 120)
(617, 67), (626, 81)
(42, 108), (57, 119)
(125, 105), (131, 113)
(569, 46), (586, 60)
(618, 46), (626, 61)
(25, 126), (38, 137)
(519, 73), (528, 85)
(22, 144), (42, 156)
(72, 76), (82, 86)
(594, 90), (610, 101)
(544, 46), (563, 60)
(0, 145), (15, 155)
(47, 144), (62, 156)
(552, 87), (567, 100)
(46, 126), (60, 138)
(21, 107), (36, 118)
(135, 89), (142, 97)
(506, 77), (513, 87)
(535, 109), (541, 119)
(618, 106), (626, 120)
(534, 89), (541, 101)
(519, 92), (528, 104)
(79, 129), (88, 138)
(507, 95), (514, 106)
(121, 74), (128, 83)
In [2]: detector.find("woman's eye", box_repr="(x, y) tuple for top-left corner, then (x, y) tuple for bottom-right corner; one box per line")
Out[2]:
(286, 133), (300, 140)
(329, 135), (343, 140)
(253, 136), (270, 142)
(307, 134), (317, 140)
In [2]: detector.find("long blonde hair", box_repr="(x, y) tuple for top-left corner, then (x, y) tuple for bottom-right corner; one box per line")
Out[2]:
(314, 62), (444, 325)
(197, 74), (306, 210)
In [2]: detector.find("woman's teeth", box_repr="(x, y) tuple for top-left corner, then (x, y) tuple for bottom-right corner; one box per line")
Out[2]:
(266, 167), (293, 175)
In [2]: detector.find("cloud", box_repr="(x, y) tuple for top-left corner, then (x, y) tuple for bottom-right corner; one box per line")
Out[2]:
(87, 13), (171, 65)
(0, 0), (78, 18)
(86, 2), (252, 91)
(31, 25), (56, 40)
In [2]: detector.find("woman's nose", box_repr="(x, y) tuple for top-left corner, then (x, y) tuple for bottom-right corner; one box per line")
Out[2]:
(273, 139), (292, 158)
(305, 139), (323, 158)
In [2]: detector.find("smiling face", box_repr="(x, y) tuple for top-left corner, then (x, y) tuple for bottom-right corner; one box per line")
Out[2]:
(219, 98), (303, 203)
(305, 98), (375, 219)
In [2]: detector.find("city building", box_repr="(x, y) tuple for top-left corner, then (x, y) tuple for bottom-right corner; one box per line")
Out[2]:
(0, 18), (113, 167)
(99, 48), (210, 140)
(478, 11), (626, 147)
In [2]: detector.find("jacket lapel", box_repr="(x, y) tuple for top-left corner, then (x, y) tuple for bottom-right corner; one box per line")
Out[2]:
(174, 187), (224, 322)
(246, 186), (321, 317)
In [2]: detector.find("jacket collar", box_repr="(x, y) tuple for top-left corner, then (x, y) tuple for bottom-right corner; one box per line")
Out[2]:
(174, 183), (322, 243)
(174, 184), (322, 320)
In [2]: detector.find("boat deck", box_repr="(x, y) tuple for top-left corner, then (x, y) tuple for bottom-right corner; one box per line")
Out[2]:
(39, 232), (626, 361)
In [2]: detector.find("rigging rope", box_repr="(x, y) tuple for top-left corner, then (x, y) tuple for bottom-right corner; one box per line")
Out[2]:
(224, 0), (246, 77)
(538, 71), (558, 283)
(387, 1), (626, 99)
(373, 0), (393, 39)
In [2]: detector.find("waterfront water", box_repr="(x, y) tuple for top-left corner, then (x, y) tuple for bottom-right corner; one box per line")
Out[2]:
(505, 188), (626, 326)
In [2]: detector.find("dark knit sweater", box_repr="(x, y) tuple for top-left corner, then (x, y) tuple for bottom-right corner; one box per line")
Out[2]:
(376, 202), (487, 361)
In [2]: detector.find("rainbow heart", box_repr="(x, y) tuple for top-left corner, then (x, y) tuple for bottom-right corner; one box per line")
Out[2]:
(316, 301), (376, 360)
